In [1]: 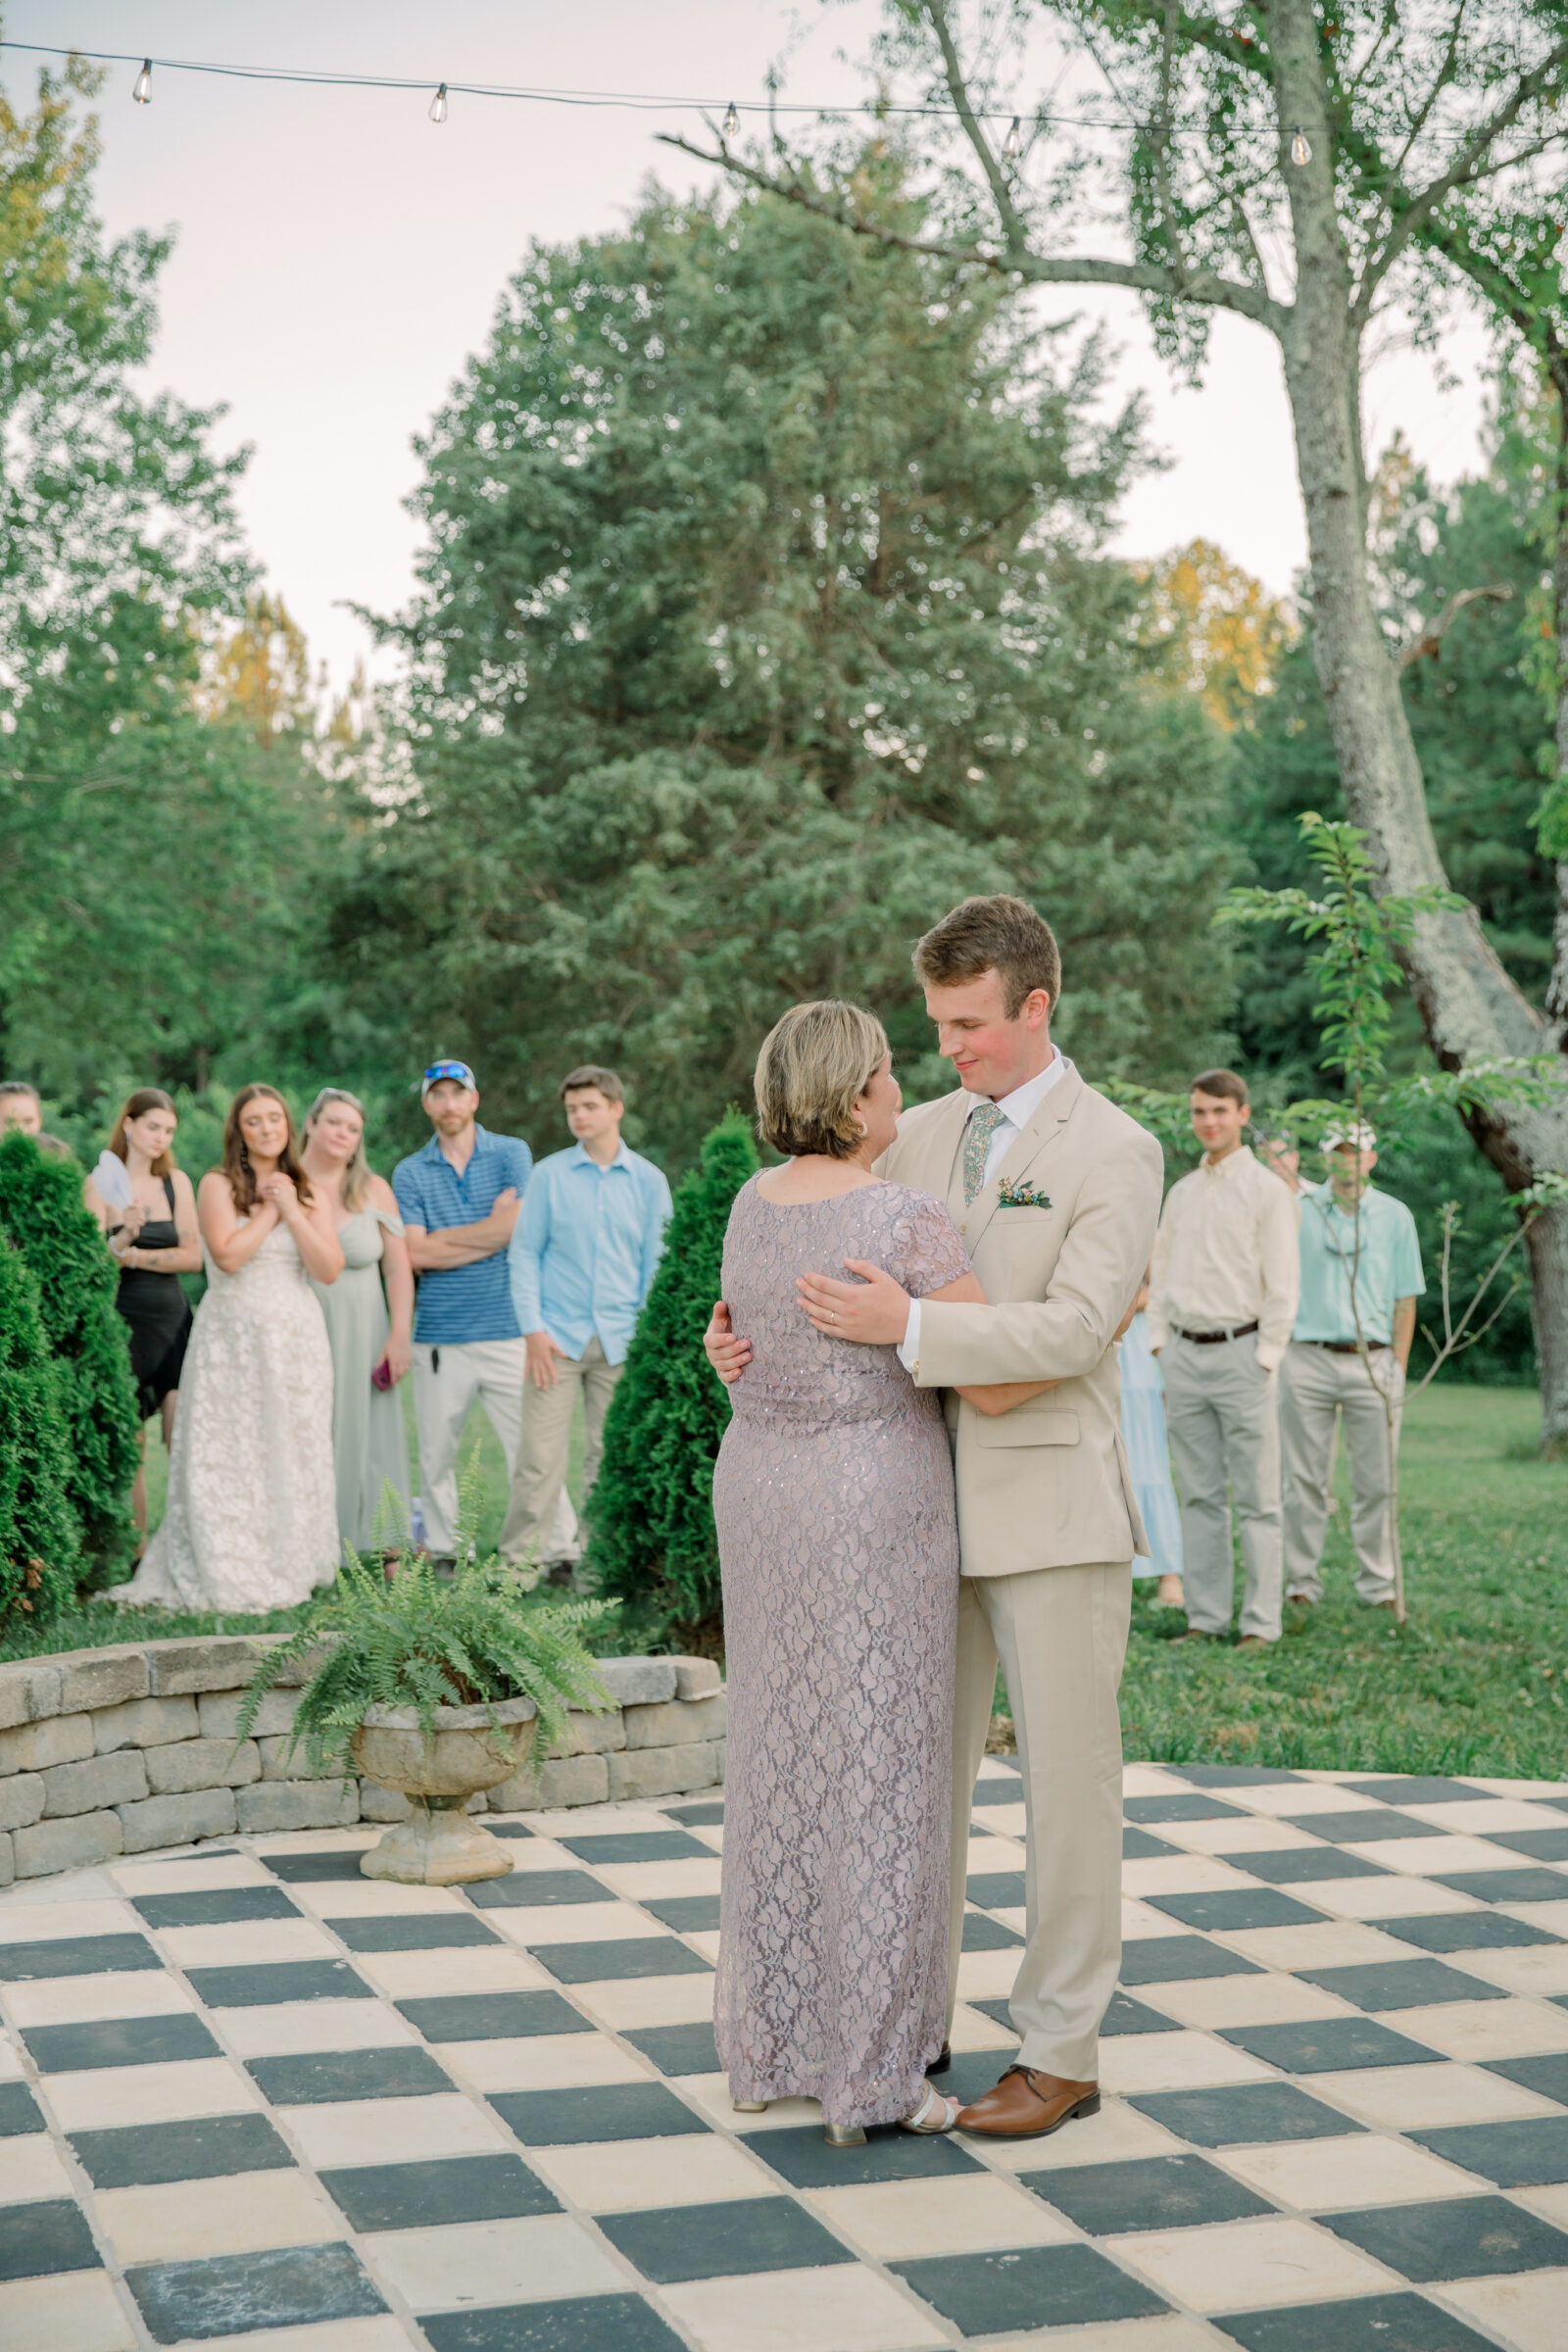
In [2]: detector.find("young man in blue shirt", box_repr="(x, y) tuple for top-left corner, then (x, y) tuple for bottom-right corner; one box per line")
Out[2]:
(502, 1065), (672, 1581)
(392, 1061), (537, 1564)
(1281, 1122), (1425, 1612)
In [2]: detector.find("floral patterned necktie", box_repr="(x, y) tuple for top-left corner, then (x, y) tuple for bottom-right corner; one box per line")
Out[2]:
(963, 1100), (1008, 1204)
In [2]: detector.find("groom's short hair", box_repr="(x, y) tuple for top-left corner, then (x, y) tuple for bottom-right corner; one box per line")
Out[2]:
(913, 896), (1060, 1018)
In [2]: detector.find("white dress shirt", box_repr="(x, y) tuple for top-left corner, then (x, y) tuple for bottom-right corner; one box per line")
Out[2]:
(897, 1052), (1070, 1367)
(1144, 1144), (1300, 1373)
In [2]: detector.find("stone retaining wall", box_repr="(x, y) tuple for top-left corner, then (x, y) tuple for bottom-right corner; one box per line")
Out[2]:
(0, 1639), (725, 1885)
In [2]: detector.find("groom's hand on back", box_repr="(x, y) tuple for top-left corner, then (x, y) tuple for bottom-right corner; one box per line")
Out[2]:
(798, 1259), (912, 1347)
(704, 1301), (752, 1385)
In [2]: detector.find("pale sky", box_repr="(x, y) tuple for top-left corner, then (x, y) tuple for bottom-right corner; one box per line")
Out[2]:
(5, 1), (1494, 695)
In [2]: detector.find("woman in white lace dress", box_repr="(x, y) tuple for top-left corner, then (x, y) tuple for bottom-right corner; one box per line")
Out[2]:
(115, 1086), (344, 1613)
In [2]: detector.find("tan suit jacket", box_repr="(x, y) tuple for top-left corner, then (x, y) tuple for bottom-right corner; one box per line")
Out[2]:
(880, 1064), (1164, 1578)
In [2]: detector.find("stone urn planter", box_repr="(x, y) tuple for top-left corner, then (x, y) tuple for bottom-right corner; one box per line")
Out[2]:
(352, 1697), (537, 1885)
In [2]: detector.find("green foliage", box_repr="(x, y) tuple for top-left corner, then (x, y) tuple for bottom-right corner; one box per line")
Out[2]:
(0, 1131), (138, 1578)
(587, 1115), (760, 1644)
(237, 1500), (616, 1779)
(329, 163), (1236, 1166)
(0, 1236), (81, 1622)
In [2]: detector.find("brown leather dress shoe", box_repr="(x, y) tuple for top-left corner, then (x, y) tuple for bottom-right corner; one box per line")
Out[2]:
(955, 2065), (1100, 2139)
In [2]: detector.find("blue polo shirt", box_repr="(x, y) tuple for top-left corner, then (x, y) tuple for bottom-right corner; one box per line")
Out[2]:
(1295, 1184), (1425, 1347)
(509, 1143), (672, 1365)
(393, 1126), (534, 1345)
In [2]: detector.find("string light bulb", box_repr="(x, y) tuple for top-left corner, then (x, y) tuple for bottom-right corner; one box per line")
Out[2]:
(1290, 125), (1311, 166)
(429, 82), (448, 125)
(132, 59), (152, 105)
(722, 100), (740, 141)
(1004, 115), (1023, 160)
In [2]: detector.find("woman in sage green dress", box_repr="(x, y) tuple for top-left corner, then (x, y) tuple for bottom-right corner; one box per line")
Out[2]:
(302, 1089), (415, 1550)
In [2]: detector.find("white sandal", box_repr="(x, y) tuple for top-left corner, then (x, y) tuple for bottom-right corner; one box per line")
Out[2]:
(900, 2081), (961, 2135)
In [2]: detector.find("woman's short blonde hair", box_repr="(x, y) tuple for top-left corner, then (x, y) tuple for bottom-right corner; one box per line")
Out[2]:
(755, 1001), (889, 1160)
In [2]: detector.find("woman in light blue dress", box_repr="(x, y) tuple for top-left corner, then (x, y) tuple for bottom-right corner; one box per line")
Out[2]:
(1122, 1273), (1184, 1604)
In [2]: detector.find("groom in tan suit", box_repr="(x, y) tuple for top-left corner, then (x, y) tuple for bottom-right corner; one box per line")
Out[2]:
(797, 896), (1162, 2138)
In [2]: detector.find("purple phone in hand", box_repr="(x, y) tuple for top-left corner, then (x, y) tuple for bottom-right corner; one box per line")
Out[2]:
(371, 1360), (394, 1392)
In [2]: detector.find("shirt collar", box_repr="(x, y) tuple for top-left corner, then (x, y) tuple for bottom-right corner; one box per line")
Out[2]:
(569, 1140), (629, 1173)
(422, 1122), (491, 1171)
(966, 1048), (1066, 1132)
(1201, 1144), (1256, 1181)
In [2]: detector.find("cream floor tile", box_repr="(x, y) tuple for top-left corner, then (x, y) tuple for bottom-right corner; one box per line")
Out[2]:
(673, 2075), (823, 2132)
(0, 2133), (72, 2203)
(956, 1948), (1026, 2000)
(1515, 2184), (1568, 2230)
(1353, 1834), (1532, 1876)
(1217, 2132), (1488, 2211)
(534, 2132), (776, 2209)
(0, 2036), (24, 2081)
(689, 1931), (722, 1964)
(1296, 1878), (1484, 1922)
(165, 2320), (411, 2352)
(1152, 1818), (1320, 1856)
(597, 1859), (725, 1899)
(279, 2091), (511, 2169)
(976, 1803), (1029, 1839)
(1123, 1767), (1184, 1795)
(0, 1899), (133, 1942)
(486, 1904), (656, 1947)
(0, 1867), (121, 1908)
(1101, 2033), (1275, 2096)
(440, 2033), (647, 2093)
(809, 2174), (1072, 2258)
(1463, 1778), (1568, 1798)
(111, 1856), (273, 1895)
(157, 1920), (341, 1969)
(977, 2322), (1223, 2352)
(1122, 1900), (1181, 1940)
(1508, 1899), (1568, 1938)
(948, 2001), (1021, 2052)
(1216, 1922), (1416, 1971)
(3, 1970), (194, 2027)
(1399, 1798), (1564, 1834)
(1106, 2215), (1396, 2311)
(689, 1825), (724, 1854)
(351, 1946), (546, 1999)
(294, 1881), (469, 1917)
(485, 1836), (573, 1866)
(1120, 1858), (1258, 1898)
(661, 2263), (946, 2352)
(93, 2167), (343, 2264)
(574, 1972), (715, 2031)
(977, 2095), (1185, 2173)
(1443, 2269), (1568, 2352)
(365, 2211), (625, 2312)
(1389, 1998), (1568, 2063)
(1448, 1945), (1568, 1996)
(45, 2057), (260, 2130)
(992, 1907), (1028, 1935)
(1311, 2061), (1563, 2131)
(1137, 1975), (1353, 2031)
(966, 1836), (1025, 1873)
(1226, 1786), (1385, 1818)
(216, 1998), (416, 2057)
(0, 2271), (136, 2352)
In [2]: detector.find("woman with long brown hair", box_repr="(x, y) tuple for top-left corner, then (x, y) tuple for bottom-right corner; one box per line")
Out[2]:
(115, 1085), (345, 1611)
(84, 1089), (203, 1555)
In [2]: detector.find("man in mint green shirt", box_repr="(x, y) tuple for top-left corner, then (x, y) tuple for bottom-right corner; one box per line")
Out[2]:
(1282, 1122), (1425, 1610)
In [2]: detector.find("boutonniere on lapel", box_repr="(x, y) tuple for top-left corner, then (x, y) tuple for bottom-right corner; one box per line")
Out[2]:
(998, 1180), (1052, 1209)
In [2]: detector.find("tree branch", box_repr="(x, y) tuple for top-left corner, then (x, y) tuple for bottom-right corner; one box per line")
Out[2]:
(924, 0), (1028, 253)
(1395, 585), (1513, 671)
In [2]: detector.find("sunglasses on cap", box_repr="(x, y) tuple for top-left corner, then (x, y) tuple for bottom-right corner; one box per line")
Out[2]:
(421, 1060), (476, 1096)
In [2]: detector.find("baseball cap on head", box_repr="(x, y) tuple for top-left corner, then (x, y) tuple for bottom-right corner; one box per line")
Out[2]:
(421, 1059), (477, 1098)
(1322, 1119), (1376, 1153)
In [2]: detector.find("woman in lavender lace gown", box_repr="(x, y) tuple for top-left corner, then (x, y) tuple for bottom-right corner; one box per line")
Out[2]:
(710, 1002), (1050, 2144)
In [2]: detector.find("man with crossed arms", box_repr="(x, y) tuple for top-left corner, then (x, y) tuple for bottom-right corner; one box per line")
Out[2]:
(710, 896), (1161, 2140)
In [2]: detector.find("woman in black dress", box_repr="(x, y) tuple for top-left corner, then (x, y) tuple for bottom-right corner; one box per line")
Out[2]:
(84, 1089), (203, 1554)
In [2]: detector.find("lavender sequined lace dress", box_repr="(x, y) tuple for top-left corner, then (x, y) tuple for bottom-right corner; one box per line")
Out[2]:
(712, 1176), (967, 2128)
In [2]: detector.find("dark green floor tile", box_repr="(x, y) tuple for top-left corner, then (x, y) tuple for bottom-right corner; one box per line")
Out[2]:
(421, 2293), (684, 2351)
(741, 2123), (982, 2190)
(1433, 1867), (1568, 1904)
(397, 1990), (591, 2041)
(1148, 1889), (1326, 1933)
(23, 2013), (220, 2073)
(132, 1886), (300, 1929)
(1479, 1827), (1568, 1862)
(260, 1849), (368, 1882)
(1384, 1910), (1560, 1954)
(1485, 2053), (1568, 2106)
(1124, 1794), (1246, 1823)
(1213, 2291), (1499, 2351)
(559, 1832), (710, 1863)
(640, 1895), (721, 1934)
(126, 2240), (385, 2341)
(185, 1960), (368, 2007)
(319, 2152), (559, 2231)
(1118, 1936), (1261, 1984)
(600, 2195), (855, 2281)
(1239, 1847), (1389, 1884)
(330, 1913), (501, 1951)
(893, 2243), (1167, 2332)
(0, 1933), (156, 1980)
(1320, 2194), (1568, 2279)
(961, 1910), (1024, 1950)
(1021, 2151), (1275, 2233)
(0, 2082), (44, 2136)
(493, 2082), (707, 2145)
(622, 2022), (720, 2077)
(1297, 1959), (1503, 2011)
(466, 1870), (616, 1909)
(529, 1937), (710, 1983)
(1218, 2018), (1440, 2074)
(1407, 2117), (1568, 2188)
(247, 2046), (454, 2104)
(1130, 2083), (1364, 2145)
(1287, 1810), (1445, 1843)
(966, 1871), (1027, 1907)
(0, 2197), (99, 2278)
(71, 2112), (293, 2189)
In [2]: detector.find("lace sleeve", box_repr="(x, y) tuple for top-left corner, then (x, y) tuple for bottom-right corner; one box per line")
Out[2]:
(892, 1192), (971, 1298)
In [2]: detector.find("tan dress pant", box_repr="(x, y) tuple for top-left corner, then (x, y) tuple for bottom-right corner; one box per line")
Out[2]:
(947, 1562), (1131, 2082)
(500, 1335), (621, 1569)
(1281, 1341), (1403, 1604)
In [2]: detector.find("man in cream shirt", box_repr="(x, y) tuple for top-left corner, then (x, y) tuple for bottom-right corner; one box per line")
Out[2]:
(1145, 1070), (1299, 1647)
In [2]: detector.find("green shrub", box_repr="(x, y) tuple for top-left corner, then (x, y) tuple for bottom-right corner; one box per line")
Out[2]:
(0, 1131), (139, 1579)
(0, 1237), (82, 1621)
(586, 1112), (759, 1649)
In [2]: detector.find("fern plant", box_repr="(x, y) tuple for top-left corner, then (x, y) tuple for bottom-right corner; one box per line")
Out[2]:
(237, 1479), (617, 1777)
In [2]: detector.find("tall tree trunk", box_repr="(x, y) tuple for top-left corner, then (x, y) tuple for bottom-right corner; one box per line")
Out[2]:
(1268, 0), (1568, 1446)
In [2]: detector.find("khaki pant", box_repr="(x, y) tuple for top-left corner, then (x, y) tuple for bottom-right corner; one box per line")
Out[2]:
(1162, 1329), (1283, 1642)
(500, 1336), (621, 1570)
(947, 1563), (1131, 2082)
(1282, 1341), (1403, 1604)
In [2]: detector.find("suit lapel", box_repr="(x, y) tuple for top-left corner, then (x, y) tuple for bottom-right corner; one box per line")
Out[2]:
(963, 1064), (1085, 1253)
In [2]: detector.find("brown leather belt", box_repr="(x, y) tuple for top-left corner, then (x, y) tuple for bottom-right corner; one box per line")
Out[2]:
(1305, 1338), (1388, 1353)
(1174, 1320), (1258, 1345)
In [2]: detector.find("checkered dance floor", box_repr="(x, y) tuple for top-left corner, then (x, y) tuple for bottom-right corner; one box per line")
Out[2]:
(2, 1758), (1567, 2352)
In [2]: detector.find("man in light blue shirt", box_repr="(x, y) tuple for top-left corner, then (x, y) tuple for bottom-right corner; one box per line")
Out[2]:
(501, 1065), (672, 1578)
(1282, 1121), (1425, 1611)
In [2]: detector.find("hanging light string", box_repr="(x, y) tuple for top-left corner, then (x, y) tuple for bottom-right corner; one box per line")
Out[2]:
(3, 34), (1536, 153)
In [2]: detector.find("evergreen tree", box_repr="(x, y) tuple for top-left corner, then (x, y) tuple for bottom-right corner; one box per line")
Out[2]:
(0, 1237), (81, 1622)
(0, 1133), (138, 1576)
(586, 1115), (759, 1646)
